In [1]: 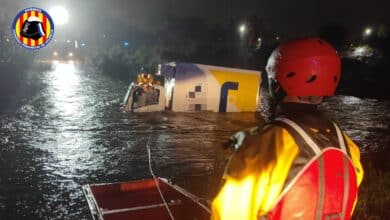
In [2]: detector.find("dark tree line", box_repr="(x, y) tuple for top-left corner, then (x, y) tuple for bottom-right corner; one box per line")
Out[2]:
(90, 15), (280, 83)
(318, 23), (390, 98)
(90, 17), (390, 98)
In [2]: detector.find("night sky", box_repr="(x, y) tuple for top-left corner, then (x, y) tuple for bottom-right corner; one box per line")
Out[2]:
(2, 0), (390, 40)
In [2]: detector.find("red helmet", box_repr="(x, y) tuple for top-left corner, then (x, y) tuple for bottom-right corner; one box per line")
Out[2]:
(266, 38), (341, 97)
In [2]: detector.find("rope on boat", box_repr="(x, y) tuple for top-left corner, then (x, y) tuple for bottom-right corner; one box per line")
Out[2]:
(146, 135), (175, 220)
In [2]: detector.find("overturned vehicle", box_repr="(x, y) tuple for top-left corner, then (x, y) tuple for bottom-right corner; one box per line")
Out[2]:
(121, 62), (261, 113)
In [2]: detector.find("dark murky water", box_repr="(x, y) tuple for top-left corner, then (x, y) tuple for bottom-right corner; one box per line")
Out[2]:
(0, 63), (389, 219)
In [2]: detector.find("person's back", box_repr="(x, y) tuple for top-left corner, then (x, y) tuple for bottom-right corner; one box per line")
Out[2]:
(211, 38), (363, 220)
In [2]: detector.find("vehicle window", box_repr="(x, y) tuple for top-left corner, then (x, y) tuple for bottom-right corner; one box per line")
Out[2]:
(132, 87), (160, 108)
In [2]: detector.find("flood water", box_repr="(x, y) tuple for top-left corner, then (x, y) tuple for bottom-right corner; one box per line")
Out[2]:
(0, 62), (389, 219)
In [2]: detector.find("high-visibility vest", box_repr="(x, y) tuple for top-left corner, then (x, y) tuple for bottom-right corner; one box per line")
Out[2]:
(266, 117), (358, 220)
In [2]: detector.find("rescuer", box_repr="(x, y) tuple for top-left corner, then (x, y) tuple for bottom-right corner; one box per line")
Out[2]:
(146, 73), (155, 86)
(137, 73), (149, 86)
(211, 38), (364, 220)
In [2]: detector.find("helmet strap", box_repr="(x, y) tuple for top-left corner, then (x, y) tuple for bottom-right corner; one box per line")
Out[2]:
(268, 79), (287, 104)
(268, 79), (287, 120)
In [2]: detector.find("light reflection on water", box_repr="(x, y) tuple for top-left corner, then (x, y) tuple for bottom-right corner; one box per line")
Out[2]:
(0, 64), (389, 219)
(51, 62), (80, 117)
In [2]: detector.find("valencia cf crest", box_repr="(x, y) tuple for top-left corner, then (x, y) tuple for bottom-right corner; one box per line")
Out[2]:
(12, 7), (55, 50)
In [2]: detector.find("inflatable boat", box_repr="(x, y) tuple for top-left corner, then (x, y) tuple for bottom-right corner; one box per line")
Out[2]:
(82, 177), (211, 220)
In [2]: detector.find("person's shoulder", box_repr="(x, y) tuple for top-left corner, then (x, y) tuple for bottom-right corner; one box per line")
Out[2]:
(225, 123), (292, 179)
(234, 123), (286, 152)
(251, 121), (287, 137)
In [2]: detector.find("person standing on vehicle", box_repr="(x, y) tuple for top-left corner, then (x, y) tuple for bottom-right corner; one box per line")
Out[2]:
(137, 73), (149, 85)
(211, 38), (364, 220)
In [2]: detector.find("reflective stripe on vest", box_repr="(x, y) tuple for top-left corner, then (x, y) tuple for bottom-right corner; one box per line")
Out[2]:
(266, 118), (358, 220)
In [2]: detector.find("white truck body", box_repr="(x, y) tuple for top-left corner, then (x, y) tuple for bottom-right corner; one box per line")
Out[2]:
(122, 62), (261, 113)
